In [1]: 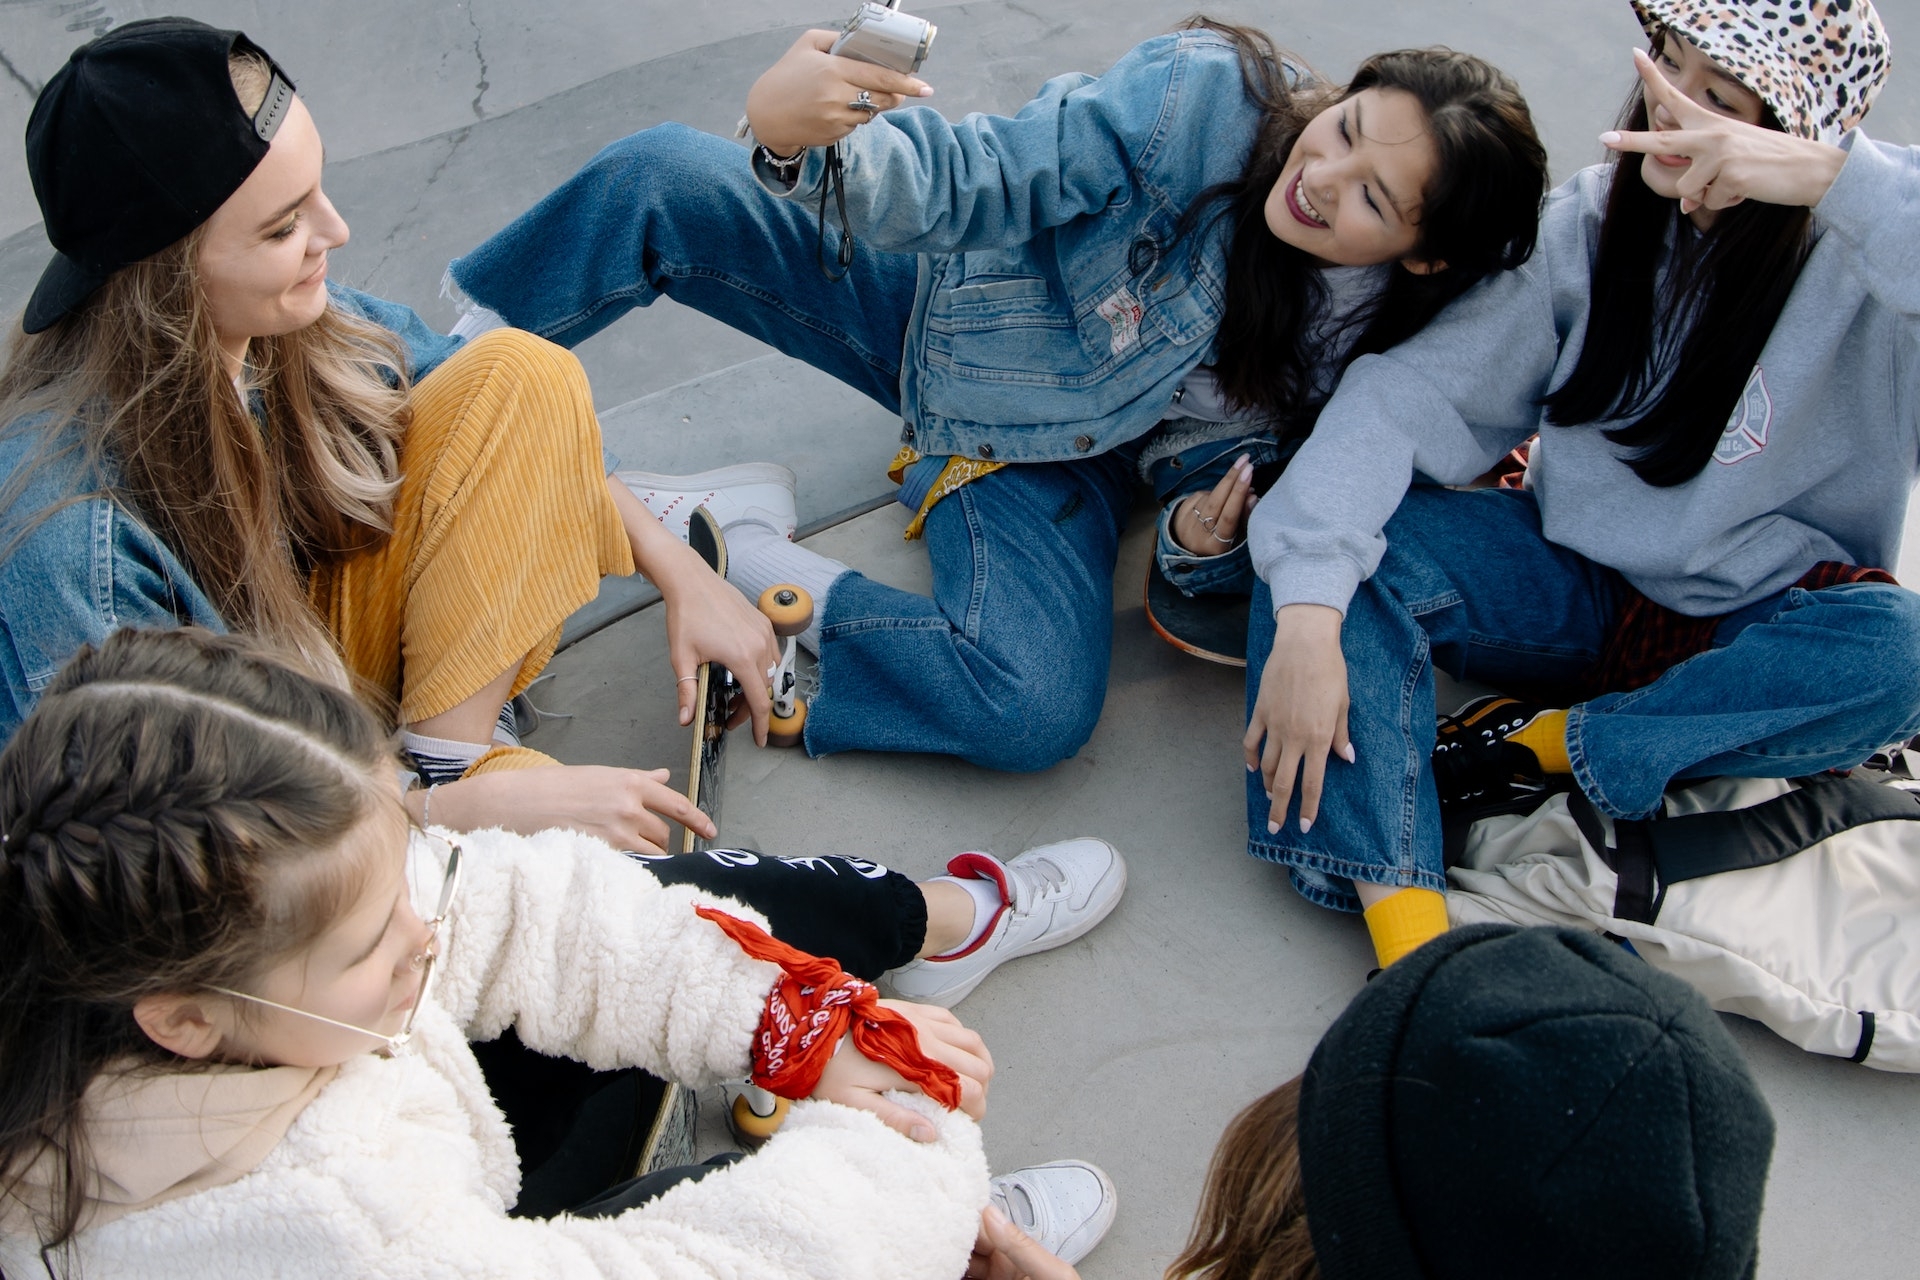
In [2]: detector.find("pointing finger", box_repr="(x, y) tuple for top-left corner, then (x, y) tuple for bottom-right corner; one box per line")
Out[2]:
(1631, 47), (1702, 124)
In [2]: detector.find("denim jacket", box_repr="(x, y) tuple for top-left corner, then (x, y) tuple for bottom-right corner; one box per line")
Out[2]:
(767, 31), (1278, 464)
(0, 285), (460, 739)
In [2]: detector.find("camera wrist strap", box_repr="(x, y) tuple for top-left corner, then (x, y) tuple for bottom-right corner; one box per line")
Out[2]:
(816, 143), (856, 281)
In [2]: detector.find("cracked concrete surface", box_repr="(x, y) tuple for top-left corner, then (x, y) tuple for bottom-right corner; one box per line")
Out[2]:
(0, 2), (1917, 1275)
(460, 0), (489, 119)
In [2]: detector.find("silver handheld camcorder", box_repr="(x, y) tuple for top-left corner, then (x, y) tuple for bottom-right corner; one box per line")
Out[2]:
(831, 1), (936, 75)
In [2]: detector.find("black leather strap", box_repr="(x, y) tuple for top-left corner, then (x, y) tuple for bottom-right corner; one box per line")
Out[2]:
(1646, 776), (1920, 886)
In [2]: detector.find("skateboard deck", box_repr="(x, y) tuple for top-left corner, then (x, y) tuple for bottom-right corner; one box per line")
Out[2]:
(630, 507), (741, 1175)
(1144, 563), (1249, 667)
(682, 506), (739, 853)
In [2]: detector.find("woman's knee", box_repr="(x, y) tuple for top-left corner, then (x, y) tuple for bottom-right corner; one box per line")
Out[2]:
(582, 122), (749, 221)
(1821, 583), (1920, 722)
(432, 328), (597, 447)
(407, 330), (613, 539)
(963, 668), (1106, 773)
(454, 325), (584, 381)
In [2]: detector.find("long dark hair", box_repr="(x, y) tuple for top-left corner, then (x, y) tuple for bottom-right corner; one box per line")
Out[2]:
(1140, 20), (1547, 439)
(1541, 41), (1813, 487)
(0, 628), (394, 1270)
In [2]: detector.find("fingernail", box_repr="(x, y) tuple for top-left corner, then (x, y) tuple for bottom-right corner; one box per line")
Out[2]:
(1342, 743), (1357, 763)
(912, 1124), (935, 1142)
(917, 85), (934, 96)
(1599, 130), (1622, 146)
(1247, 760), (1258, 772)
(985, 1204), (1009, 1228)
(1267, 820), (1280, 835)
(1299, 817), (1313, 834)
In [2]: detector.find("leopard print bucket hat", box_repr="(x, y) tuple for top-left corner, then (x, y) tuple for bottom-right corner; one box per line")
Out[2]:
(1630, 0), (1890, 144)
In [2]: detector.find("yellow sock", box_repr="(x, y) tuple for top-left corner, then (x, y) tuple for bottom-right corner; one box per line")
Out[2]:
(1362, 887), (1450, 969)
(1506, 709), (1571, 775)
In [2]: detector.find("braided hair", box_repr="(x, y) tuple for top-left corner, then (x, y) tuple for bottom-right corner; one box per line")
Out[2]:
(0, 627), (396, 1269)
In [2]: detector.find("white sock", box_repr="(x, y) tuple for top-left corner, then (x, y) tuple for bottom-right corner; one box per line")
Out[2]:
(724, 520), (849, 655)
(449, 303), (508, 341)
(929, 874), (1006, 956)
(401, 730), (490, 786)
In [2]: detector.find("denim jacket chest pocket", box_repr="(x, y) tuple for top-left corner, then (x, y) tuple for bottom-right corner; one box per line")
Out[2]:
(934, 248), (1068, 334)
(921, 202), (1222, 398)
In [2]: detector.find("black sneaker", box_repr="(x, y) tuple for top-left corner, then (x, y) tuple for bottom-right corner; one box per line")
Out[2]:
(1431, 695), (1552, 810)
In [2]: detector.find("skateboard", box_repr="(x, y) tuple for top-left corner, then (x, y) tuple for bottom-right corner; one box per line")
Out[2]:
(680, 507), (812, 852)
(682, 507), (809, 1144)
(682, 507), (740, 854)
(1144, 562), (1249, 667)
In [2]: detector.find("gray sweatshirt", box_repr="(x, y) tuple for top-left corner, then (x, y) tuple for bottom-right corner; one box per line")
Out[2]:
(1247, 132), (1920, 618)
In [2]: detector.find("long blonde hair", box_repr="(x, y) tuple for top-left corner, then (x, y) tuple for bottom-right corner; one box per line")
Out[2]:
(0, 49), (412, 675)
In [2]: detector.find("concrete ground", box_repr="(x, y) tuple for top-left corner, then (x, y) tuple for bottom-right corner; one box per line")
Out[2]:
(4, 1), (1918, 1275)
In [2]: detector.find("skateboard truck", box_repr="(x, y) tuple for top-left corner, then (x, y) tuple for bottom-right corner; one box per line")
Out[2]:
(758, 585), (812, 748)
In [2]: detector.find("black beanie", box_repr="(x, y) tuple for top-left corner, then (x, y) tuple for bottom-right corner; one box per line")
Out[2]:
(1298, 925), (1775, 1280)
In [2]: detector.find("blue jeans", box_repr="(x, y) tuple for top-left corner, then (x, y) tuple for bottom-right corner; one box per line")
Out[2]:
(1246, 485), (1920, 912)
(451, 124), (1131, 770)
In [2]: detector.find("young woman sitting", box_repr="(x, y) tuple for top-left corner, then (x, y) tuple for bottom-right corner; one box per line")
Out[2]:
(0, 18), (779, 852)
(1241, 0), (1917, 972)
(0, 625), (1123, 1276)
(443, 19), (1547, 771)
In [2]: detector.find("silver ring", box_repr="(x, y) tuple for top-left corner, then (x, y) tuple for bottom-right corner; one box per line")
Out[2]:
(677, 675), (700, 684)
(848, 90), (877, 114)
(1208, 528), (1236, 545)
(1198, 513), (1218, 531)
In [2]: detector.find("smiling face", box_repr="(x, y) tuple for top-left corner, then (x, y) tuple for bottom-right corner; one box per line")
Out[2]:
(1639, 28), (1767, 212)
(1263, 87), (1440, 271)
(212, 800), (433, 1069)
(197, 95), (348, 374)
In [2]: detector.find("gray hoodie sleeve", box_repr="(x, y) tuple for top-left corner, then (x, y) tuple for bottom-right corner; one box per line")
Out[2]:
(1245, 223), (1569, 614)
(1815, 131), (1920, 319)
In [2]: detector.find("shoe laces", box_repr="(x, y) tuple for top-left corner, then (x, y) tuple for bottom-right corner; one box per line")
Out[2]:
(1005, 855), (1068, 911)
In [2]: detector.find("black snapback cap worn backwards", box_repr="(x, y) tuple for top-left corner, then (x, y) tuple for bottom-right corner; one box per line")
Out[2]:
(23, 17), (296, 333)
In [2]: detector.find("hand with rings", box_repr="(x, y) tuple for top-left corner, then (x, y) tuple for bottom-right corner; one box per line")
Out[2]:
(1170, 452), (1257, 555)
(745, 29), (933, 155)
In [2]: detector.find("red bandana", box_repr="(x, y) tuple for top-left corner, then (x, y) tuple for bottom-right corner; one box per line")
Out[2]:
(696, 906), (964, 1109)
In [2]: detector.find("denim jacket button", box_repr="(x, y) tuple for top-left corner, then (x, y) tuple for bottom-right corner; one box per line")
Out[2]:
(1074, 434), (1094, 452)
(977, 443), (995, 459)
(902, 425), (915, 443)
(1173, 563), (1193, 574)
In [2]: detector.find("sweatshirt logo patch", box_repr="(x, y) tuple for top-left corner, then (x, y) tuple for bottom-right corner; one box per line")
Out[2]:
(1096, 286), (1143, 355)
(1714, 366), (1771, 466)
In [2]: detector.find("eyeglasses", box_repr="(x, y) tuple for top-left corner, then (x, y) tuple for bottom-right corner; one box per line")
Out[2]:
(209, 832), (463, 1057)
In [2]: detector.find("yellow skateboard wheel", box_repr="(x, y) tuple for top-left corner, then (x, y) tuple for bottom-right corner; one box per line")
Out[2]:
(759, 584), (813, 637)
(768, 699), (807, 748)
(729, 1091), (792, 1145)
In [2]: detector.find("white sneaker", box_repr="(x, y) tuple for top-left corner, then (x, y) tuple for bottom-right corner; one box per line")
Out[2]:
(617, 463), (797, 542)
(885, 837), (1127, 1008)
(990, 1160), (1117, 1266)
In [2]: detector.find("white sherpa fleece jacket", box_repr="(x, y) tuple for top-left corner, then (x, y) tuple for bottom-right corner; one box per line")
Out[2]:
(0, 826), (990, 1279)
